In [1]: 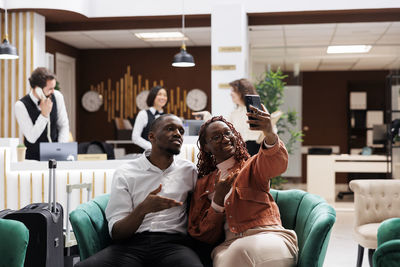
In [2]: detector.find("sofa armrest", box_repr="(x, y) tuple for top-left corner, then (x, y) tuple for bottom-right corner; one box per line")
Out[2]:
(373, 240), (400, 267)
(69, 208), (103, 260)
(298, 204), (336, 267)
(69, 200), (112, 261)
(0, 218), (29, 267)
(377, 218), (400, 246)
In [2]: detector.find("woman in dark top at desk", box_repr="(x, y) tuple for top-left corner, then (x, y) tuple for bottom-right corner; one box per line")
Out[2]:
(131, 85), (168, 150)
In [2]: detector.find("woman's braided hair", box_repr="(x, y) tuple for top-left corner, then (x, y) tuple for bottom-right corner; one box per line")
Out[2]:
(197, 116), (250, 178)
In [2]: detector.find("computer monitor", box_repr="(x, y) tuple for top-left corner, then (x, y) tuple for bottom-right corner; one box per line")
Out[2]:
(39, 142), (78, 161)
(372, 124), (387, 145)
(185, 120), (204, 136)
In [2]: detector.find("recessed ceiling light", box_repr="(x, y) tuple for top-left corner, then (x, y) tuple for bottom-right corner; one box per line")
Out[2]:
(135, 32), (188, 42)
(327, 45), (372, 54)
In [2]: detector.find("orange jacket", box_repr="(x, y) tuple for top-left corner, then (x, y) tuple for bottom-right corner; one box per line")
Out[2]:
(188, 139), (288, 244)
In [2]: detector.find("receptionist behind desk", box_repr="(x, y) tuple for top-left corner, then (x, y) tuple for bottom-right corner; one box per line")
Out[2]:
(15, 67), (70, 160)
(131, 85), (168, 150)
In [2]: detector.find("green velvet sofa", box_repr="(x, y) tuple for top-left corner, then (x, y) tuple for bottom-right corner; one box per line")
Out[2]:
(69, 189), (336, 267)
(373, 217), (400, 267)
(0, 218), (30, 267)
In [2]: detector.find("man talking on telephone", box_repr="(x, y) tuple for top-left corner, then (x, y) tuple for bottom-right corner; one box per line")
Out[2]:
(15, 67), (70, 160)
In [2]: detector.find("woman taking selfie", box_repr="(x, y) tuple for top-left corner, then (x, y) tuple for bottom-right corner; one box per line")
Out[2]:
(188, 105), (298, 267)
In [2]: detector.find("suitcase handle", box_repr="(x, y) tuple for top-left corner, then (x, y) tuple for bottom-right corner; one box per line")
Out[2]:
(48, 159), (57, 212)
(65, 183), (92, 248)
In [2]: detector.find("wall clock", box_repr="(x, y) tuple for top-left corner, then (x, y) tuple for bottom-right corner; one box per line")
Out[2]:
(81, 90), (103, 112)
(136, 90), (149, 110)
(186, 89), (207, 111)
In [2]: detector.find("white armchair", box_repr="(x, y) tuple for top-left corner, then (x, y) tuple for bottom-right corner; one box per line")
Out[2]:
(349, 179), (400, 267)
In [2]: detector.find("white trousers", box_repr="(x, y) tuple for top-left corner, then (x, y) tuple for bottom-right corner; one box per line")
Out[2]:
(212, 225), (298, 267)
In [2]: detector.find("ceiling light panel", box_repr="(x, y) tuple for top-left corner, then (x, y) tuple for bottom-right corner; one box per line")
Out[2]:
(135, 32), (187, 41)
(327, 45), (372, 54)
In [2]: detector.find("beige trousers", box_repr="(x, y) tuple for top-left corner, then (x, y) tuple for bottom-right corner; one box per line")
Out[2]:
(211, 225), (298, 267)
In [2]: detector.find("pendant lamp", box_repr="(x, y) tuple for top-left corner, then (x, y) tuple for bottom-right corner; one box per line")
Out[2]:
(172, 0), (195, 67)
(0, 6), (18, 60)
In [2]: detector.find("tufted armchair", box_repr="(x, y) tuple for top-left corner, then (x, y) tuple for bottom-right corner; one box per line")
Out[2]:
(373, 217), (400, 267)
(349, 179), (400, 267)
(69, 189), (336, 267)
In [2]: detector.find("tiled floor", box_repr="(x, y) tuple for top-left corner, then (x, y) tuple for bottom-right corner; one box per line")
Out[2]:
(324, 201), (370, 267)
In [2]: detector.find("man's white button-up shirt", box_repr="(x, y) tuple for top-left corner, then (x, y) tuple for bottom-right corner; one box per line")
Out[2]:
(106, 150), (197, 237)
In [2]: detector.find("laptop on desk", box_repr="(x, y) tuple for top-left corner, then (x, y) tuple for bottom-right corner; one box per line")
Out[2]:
(185, 120), (204, 136)
(40, 142), (78, 161)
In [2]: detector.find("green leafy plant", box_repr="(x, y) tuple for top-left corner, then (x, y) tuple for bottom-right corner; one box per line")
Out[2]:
(17, 144), (26, 148)
(255, 69), (304, 189)
(55, 80), (60, 91)
(394, 134), (400, 144)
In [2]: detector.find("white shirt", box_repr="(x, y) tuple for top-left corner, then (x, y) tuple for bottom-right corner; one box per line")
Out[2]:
(131, 107), (163, 150)
(228, 105), (263, 143)
(15, 90), (70, 143)
(105, 150), (197, 237)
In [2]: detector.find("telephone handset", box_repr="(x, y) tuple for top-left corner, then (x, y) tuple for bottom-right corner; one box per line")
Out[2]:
(35, 87), (52, 142)
(35, 87), (46, 101)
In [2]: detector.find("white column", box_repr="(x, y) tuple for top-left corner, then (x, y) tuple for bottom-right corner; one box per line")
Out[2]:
(33, 12), (46, 68)
(211, 2), (248, 117)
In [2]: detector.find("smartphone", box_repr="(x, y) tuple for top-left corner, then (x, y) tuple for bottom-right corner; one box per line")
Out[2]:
(244, 95), (263, 128)
(35, 87), (46, 100)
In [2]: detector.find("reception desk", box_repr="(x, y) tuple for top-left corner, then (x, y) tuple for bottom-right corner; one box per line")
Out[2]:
(307, 154), (390, 203)
(0, 144), (199, 227)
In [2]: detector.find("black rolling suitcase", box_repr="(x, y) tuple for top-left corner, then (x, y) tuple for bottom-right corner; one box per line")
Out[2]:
(0, 209), (13, 218)
(5, 159), (64, 267)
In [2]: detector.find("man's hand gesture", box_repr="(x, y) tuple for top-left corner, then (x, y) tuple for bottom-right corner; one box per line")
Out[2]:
(141, 184), (183, 214)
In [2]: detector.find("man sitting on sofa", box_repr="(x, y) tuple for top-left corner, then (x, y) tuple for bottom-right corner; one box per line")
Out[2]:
(76, 114), (203, 267)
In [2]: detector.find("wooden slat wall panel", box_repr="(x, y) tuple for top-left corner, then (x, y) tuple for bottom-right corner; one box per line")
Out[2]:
(88, 66), (194, 124)
(0, 12), (37, 139)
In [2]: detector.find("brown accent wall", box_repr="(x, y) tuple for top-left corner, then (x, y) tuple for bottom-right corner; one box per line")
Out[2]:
(77, 46), (211, 142)
(301, 70), (389, 183)
(46, 36), (80, 59)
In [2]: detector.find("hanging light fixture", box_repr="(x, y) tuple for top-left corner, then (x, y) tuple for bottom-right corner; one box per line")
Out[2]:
(0, 5), (18, 60)
(172, 0), (195, 67)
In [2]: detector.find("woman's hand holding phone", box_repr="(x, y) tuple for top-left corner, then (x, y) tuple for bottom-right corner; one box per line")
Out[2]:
(246, 104), (277, 145)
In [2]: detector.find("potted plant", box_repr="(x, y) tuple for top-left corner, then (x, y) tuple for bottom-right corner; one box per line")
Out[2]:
(255, 69), (304, 189)
(17, 143), (27, 162)
(394, 134), (400, 146)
